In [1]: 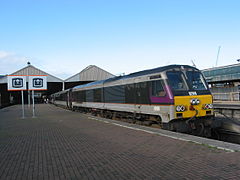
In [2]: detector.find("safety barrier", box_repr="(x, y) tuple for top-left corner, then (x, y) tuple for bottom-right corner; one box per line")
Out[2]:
(212, 92), (240, 101)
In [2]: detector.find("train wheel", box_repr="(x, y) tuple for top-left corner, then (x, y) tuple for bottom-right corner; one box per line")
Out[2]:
(192, 122), (204, 136)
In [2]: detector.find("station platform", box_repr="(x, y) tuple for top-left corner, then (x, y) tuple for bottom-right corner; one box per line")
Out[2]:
(214, 101), (240, 105)
(213, 101), (240, 119)
(1, 104), (240, 179)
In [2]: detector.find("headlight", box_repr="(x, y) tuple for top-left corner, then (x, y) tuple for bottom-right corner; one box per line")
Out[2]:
(190, 98), (200, 105)
(202, 104), (213, 110)
(176, 105), (186, 112)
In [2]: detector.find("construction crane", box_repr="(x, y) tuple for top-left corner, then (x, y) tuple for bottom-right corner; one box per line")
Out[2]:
(215, 46), (221, 67)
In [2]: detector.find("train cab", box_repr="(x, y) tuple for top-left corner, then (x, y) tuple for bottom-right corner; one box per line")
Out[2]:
(164, 66), (214, 134)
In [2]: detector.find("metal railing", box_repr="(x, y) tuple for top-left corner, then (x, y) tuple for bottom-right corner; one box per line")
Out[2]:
(212, 92), (240, 101)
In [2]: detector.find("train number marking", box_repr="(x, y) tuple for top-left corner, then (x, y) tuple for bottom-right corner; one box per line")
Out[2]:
(189, 91), (197, 96)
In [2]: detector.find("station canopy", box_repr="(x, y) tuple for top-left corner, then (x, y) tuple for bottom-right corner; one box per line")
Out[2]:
(0, 64), (114, 106)
(202, 63), (240, 83)
(64, 65), (114, 82)
(0, 64), (63, 84)
(0, 64), (114, 84)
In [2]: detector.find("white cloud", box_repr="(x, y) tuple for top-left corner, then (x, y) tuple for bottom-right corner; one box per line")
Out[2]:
(0, 50), (28, 75)
(0, 50), (77, 78)
(0, 50), (13, 59)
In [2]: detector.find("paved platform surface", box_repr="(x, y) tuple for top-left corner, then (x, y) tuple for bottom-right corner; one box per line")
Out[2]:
(1, 104), (240, 180)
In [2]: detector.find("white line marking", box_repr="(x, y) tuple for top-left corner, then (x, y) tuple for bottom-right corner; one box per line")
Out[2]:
(87, 116), (235, 152)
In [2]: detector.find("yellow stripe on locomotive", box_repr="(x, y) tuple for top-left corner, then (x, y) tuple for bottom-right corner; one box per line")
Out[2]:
(174, 95), (213, 119)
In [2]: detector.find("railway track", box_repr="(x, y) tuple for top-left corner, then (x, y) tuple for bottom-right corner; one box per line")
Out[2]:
(212, 114), (240, 144)
(210, 102), (240, 144)
(215, 129), (240, 144)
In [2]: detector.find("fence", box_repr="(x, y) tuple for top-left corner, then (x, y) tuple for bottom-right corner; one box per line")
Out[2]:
(212, 92), (240, 101)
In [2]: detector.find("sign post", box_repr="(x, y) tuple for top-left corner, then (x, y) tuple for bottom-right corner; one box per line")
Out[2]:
(29, 75), (47, 117)
(32, 90), (35, 117)
(7, 76), (27, 119)
(21, 91), (25, 118)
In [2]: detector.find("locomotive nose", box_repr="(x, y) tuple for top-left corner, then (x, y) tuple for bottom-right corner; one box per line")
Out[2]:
(174, 95), (213, 119)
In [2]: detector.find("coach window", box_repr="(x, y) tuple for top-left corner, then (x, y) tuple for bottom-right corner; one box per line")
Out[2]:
(152, 80), (166, 97)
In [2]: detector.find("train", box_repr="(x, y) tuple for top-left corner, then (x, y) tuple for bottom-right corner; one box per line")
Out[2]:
(50, 65), (215, 136)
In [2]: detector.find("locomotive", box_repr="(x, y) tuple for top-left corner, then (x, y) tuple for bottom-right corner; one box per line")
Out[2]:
(51, 65), (215, 136)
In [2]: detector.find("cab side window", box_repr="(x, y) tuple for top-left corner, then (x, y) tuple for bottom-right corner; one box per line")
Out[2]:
(151, 80), (166, 97)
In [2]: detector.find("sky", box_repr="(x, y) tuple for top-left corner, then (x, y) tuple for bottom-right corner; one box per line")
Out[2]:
(0, 0), (240, 79)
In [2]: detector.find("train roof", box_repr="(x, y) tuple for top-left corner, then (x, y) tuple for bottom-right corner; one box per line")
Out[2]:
(73, 79), (105, 89)
(121, 64), (197, 80)
(72, 64), (197, 90)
